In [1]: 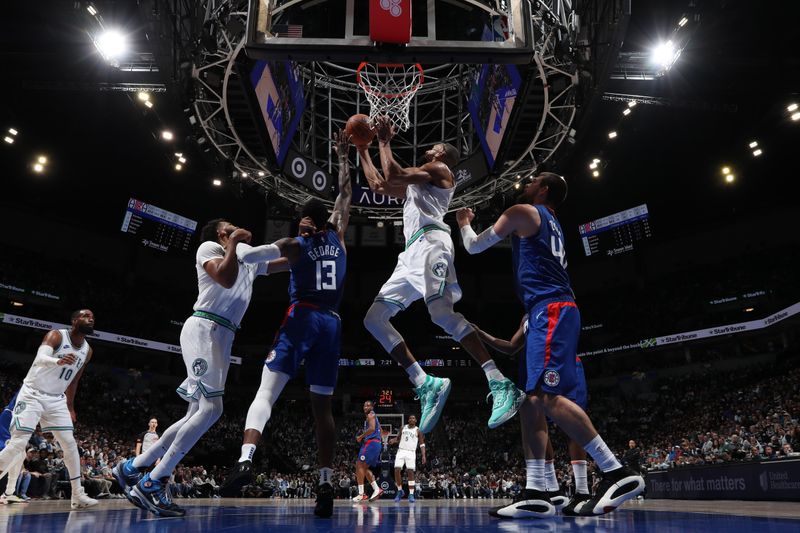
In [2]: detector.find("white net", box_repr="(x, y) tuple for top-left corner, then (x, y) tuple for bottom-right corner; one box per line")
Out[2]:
(356, 62), (424, 132)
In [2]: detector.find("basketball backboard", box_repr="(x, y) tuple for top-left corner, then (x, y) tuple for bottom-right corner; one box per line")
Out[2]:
(246, 0), (534, 63)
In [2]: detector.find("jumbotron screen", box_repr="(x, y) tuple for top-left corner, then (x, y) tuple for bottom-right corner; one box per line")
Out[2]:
(120, 198), (197, 253)
(578, 204), (652, 257)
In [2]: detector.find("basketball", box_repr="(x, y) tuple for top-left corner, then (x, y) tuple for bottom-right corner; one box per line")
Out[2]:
(345, 114), (375, 146)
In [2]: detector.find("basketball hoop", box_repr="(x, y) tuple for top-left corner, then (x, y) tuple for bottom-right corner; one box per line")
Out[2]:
(356, 62), (424, 132)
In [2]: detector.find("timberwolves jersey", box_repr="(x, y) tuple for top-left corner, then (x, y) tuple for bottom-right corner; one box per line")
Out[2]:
(289, 228), (346, 310)
(512, 205), (574, 310)
(402, 181), (454, 242)
(398, 424), (419, 452)
(364, 412), (382, 441)
(23, 330), (89, 395)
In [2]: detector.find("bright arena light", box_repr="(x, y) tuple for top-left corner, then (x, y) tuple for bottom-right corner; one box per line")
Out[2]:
(137, 91), (150, 102)
(592, 158), (600, 163)
(161, 130), (174, 141)
(721, 166), (731, 175)
(175, 164), (182, 171)
(678, 16), (688, 27)
(3, 136), (13, 144)
(725, 174), (735, 183)
(748, 141), (758, 148)
(95, 30), (128, 62)
(37, 155), (47, 164)
(652, 40), (680, 71)
(592, 170), (600, 178)
(628, 101), (637, 108)
(792, 112), (800, 121)
(788, 103), (798, 112)
(8, 128), (18, 136)
(87, 5), (97, 16)
(212, 178), (222, 187)
(33, 163), (44, 173)
(589, 161), (598, 169)
(623, 108), (631, 116)
(144, 101), (153, 109)
(752, 149), (762, 157)
(608, 131), (617, 139)
(178, 156), (186, 164)
(257, 171), (265, 177)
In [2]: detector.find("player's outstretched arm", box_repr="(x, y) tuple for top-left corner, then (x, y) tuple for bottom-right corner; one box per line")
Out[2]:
(357, 144), (407, 199)
(65, 347), (92, 423)
(374, 115), (446, 186)
(471, 315), (527, 355)
(457, 204), (541, 254)
(329, 129), (354, 243)
(204, 228), (252, 288)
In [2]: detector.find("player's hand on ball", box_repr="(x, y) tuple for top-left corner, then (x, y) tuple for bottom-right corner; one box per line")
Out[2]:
(229, 228), (252, 244)
(332, 129), (351, 157)
(374, 115), (394, 143)
(456, 208), (475, 227)
(57, 353), (78, 366)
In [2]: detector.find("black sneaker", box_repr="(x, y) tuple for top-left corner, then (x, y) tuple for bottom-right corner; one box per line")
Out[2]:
(578, 466), (644, 516)
(314, 482), (334, 518)
(488, 489), (555, 519)
(546, 489), (569, 511)
(561, 492), (592, 516)
(131, 474), (186, 518)
(220, 460), (253, 497)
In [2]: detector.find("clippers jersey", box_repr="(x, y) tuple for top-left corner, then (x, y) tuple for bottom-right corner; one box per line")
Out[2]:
(23, 330), (89, 395)
(512, 205), (574, 310)
(364, 412), (382, 441)
(402, 181), (455, 241)
(398, 424), (420, 452)
(289, 228), (347, 311)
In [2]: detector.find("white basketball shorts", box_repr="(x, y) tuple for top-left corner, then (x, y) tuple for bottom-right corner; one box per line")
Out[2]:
(394, 449), (417, 470)
(11, 384), (73, 433)
(177, 315), (235, 401)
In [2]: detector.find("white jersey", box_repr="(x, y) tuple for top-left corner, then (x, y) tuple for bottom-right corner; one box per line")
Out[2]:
(192, 241), (267, 326)
(402, 181), (455, 242)
(23, 329), (89, 395)
(398, 424), (420, 452)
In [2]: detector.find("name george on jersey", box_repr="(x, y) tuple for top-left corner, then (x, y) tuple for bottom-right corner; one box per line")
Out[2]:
(307, 244), (341, 261)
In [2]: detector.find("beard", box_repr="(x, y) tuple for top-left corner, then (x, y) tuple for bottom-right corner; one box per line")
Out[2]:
(78, 324), (94, 335)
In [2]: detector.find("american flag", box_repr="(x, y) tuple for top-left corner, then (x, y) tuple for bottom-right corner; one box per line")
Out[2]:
(272, 24), (303, 38)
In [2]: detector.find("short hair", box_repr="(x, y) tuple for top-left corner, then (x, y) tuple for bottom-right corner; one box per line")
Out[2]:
(300, 198), (328, 230)
(71, 309), (88, 321)
(439, 143), (459, 167)
(364, 399), (374, 406)
(539, 172), (568, 207)
(200, 218), (225, 243)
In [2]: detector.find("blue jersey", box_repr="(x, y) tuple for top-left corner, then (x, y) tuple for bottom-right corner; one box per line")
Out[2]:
(511, 205), (574, 310)
(0, 390), (19, 450)
(364, 412), (382, 441)
(288, 228), (347, 311)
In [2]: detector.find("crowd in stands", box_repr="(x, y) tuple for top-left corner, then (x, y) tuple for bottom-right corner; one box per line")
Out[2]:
(2, 350), (798, 502)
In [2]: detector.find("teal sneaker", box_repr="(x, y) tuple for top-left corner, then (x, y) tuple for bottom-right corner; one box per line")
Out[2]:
(415, 375), (452, 434)
(486, 378), (525, 428)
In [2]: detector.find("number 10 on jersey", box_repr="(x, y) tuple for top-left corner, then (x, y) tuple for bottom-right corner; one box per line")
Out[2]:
(315, 260), (337, 290)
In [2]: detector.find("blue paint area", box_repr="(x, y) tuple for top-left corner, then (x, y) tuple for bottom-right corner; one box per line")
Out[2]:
(3, 502), (799, 533)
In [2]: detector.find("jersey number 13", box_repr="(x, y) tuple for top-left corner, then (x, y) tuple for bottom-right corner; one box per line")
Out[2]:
(315, 260), (337, 290)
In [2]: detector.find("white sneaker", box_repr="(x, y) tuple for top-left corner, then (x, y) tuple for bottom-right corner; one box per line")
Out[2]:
(71, 489), (99, 510)
(3, 494), (27, 504)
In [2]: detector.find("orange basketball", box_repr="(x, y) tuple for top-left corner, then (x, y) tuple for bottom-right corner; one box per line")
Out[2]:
(345, 114), (375, 146)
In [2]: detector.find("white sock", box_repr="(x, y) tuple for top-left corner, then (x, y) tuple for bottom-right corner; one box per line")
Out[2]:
(319, 467), (333, 485)
(408, 481), (415, 494)
(481, 360), (504, 382)
(70, 476), (82, 496)
(525, 459), (545, 491)
(545, 461), (558, 491)
(358, 484), (364, 495)
(239, 444), (256, 463)
(406, 362), (427, 388)
(371, 480), (380, 492)
(571, 460), (589, 494)
(583, 435), (622, 472)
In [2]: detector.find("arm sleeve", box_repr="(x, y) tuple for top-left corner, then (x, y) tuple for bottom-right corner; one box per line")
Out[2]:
(237, 242), (282, 265)
(460, 225), (503, 254)
(33, 345), (59, 368)
(197, 241), (225, 267)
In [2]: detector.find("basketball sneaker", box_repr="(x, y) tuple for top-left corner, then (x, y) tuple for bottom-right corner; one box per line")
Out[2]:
(394, 489), (404, 502)
(313, 482), (334, 518)
(70, 487), (98, 510)
(415, 375), (452, 434)
(561, 492), (592, 516)
(578, 466), (644, 516)
(220, 459), (253, 497)
(132, 473), (186, 518)
(1, 494), (26, 504)
(488, 489), (555, 519)
(112, 459), (145, 510)
(369, 487), (384, 501)
(408, 492), (416, 503)
(546, 489), (569, 511)
(352, 494), (368, 502)
(486, 378), (525, 429)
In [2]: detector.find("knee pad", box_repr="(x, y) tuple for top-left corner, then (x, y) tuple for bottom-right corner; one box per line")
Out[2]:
(427, 299), (474, 341)
(363, 301), (404, 353)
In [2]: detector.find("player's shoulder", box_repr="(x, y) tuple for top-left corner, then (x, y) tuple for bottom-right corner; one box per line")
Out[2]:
(197, 240), (224, 261)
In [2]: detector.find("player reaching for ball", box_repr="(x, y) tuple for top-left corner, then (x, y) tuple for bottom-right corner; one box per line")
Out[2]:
(356, 115), (524, 434)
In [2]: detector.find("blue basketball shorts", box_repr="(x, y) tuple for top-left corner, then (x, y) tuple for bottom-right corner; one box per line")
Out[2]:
(358, 439), (382, 467)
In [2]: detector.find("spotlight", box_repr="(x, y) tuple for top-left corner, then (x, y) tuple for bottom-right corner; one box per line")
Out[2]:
(622, 108), (631, 116)
(3, 136), (13, 144)
(175, 152), (183, 157)
(592, 158), (600, 163)
(241, 172), (249, 178)
(628, 101), (637, 108)
(94, 29), (128, 62)
(752, 149), (762, 157)
(721, 166), (730, 175)
(33, 163), (44, 173)
(725, 174), (735, 183)
(175, 164), (182, 171)
(788, 103), (798, 112)
(212, 178), (222, 186)
(8, 128), (18, 136)
(589, 162), (598, 170)
(592, 170), (600, 178)
(87, 4), (97, 16)
(178, 156), (186, 164)
(744, 307), (754, 312)
(258, 171), (265, 177)
(748, 141), (758, 148)
(144, 101), (153, 109)
(792, 112), (800, 121)
(608, 131), (617, 139)
(37, 155), (47, 164)
(652, 40), (680, 71)
(137, 91), (150, 102)
(11, 301), (23, 307)
(377, 221), (385, 228)
(678, 16), (688, 27)
(161, 130), (174, 141)
(514, 182), (521, 189)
